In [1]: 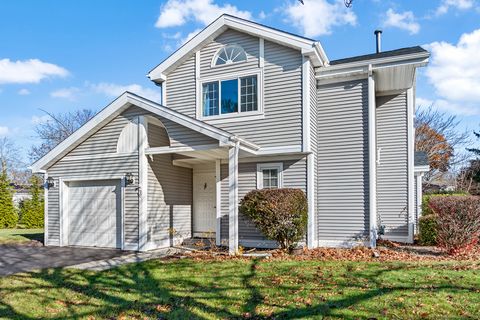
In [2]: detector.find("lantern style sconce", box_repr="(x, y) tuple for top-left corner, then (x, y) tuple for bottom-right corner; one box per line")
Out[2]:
(125, 172), (135, 186)
(46, 177), (55, 189)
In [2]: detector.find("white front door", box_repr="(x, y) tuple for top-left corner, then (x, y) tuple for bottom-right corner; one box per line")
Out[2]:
(193, 172), (216, 236)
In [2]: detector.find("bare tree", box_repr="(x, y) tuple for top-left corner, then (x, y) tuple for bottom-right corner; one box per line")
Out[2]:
(298, 0), (353, 7)
(415, 105), (470, 184)
(0, 137), (30, 184)
(30, 109), (96, 162)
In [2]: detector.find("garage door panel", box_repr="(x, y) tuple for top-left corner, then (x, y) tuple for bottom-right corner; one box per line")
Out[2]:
(68, 180), (121, 248)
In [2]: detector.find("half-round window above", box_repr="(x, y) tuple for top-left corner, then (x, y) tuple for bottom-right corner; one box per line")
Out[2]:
(213, 45), (247, 66)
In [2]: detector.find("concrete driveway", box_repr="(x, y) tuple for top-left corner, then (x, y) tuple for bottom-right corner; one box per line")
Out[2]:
(0, 245), (129, 276)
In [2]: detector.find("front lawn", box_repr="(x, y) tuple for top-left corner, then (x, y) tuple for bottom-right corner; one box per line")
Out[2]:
(0, 258), (479, 319)
(0, 228), (44, 245)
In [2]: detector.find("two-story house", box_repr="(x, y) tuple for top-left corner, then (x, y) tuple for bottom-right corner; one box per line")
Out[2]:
(31, 15), (430, 253)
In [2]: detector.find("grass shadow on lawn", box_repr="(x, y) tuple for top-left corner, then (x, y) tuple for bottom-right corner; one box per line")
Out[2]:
(0, 259), (479, 319)
(0, 229), (44, 245)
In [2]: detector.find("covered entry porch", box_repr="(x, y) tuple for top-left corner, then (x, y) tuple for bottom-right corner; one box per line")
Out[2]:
(140, 113), (260, 255)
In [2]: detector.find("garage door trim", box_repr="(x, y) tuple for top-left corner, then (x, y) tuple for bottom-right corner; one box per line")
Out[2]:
(59, 175), (125, 249)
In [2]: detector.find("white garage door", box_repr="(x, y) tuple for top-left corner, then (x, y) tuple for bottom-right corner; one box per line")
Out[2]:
(68, 180), (121, 248)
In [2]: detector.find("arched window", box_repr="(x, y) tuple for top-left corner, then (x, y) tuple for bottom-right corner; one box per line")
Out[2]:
(212, 45), (247, 66)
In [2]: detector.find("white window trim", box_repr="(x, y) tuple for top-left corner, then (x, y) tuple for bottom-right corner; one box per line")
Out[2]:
(196, 69), (264, 121)
(256, 162), (283, 189)
(211, 44), (248, 68)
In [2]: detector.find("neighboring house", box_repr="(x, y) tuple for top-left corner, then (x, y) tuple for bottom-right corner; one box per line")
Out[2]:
(11, 184), (32, 208)
(31, 15), (430, 253)
(413, 152), (429, 234)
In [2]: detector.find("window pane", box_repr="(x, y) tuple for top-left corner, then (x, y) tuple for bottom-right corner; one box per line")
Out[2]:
(262, 169), (279, 189)
(221, 79), (238, 114)
(240, 75), (258, 112)
(202, 82), (219, 117)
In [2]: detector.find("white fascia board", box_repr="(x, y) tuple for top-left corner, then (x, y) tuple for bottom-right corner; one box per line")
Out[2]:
(148, 15), (328, 81)
(32, 92), (256, 172)
(316, 52), (430, 80)
(30, 93), (131, 173)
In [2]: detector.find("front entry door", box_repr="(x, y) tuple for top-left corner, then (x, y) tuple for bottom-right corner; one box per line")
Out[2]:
(193, 172), (216, 237)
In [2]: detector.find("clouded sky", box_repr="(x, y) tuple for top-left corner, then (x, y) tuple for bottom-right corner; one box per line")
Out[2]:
(1, 0), (479, 162)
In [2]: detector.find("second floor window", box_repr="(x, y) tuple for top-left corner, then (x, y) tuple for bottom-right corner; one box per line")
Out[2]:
(202, 75), (258, 117)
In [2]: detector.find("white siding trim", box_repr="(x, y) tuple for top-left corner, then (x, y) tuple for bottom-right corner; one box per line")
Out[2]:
(407, 87), (415, 243)
(138, 116), (149, 251)
(59, 178), (66, 247)
(228, 142), (239, 255)
(368, 66), (377, 248)
(161, 82), (167, 105)
(302, 56), (315, 249)
(44, 173), (49, 246)
(216, 159), (222, 246)
(256, 162), (284, 189)
(259, 38), (264, 68)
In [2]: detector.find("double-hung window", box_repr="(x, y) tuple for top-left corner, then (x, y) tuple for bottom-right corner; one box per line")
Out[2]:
(257, 163), (283, 189)
(201, 74), (258, 118)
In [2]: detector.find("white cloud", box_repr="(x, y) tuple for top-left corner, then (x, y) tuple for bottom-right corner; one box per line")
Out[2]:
(283, 0), (357, 38)
(0, 126), (9, 136)
(91, 83), (162, 102)
(436, 0), (475, 15)
(155, 0), (252, 28)
(50, 87), (80, 100)
(424, 28), (480, 115)
(383, 9), (420, 35)
(17, 88), (30, 95)
(0, 58), (68, 84)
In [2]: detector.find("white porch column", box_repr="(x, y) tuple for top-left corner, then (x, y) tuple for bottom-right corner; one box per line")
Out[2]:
(368, 65), (377, 248)
(228, 141), (239, 255)
(138, 116), (149, 251)
(215, 159), (222, 246)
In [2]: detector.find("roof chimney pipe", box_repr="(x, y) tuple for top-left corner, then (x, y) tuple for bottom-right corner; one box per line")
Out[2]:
(374, 29), (382, 53)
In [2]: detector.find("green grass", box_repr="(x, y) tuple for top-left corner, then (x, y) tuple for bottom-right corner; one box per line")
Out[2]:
(0, 258), (479, 319)
(0, 228), (44, 244)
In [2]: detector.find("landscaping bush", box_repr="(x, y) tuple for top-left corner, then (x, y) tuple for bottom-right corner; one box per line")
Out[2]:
(239, 188), (308, 251)
(0, 168), (17, 228)
(419, 214), (438, 245)
(429, 196), (480, 254)
(20, 175), (44, 228)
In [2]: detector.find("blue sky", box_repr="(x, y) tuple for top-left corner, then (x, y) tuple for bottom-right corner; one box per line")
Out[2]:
(1, 0), (479, 163)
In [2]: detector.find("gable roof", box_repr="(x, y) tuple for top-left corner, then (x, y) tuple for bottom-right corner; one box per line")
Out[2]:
(148, 14), (329, 82)
(330, 46), (429, 66)
(30, 92), (259, 173)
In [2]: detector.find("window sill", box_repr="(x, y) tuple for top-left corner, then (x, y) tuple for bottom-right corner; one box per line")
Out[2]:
(200, 112), (264, 125)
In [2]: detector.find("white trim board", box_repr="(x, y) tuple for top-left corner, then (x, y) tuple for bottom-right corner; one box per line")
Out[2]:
(30, 92), (259, 172)
(148, 14), (328, 82)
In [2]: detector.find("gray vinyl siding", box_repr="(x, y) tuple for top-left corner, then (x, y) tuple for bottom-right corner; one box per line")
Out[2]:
(200, 29), (259, 78)
(165, 55), (196, 117)
(376, 93), (409, 239)
(160, 117), (218, 148)
(147, 154), (192, 246)
(47, 108), (143, 246)
(316, 79), (370, 242)
(220, 158), (307, 244)
(164, 28), (303, 149)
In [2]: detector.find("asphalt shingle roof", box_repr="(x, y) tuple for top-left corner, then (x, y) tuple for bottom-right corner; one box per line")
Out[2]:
(330, 46), (428, 66)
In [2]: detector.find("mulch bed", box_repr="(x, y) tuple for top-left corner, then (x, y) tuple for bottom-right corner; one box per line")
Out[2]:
(176, 240), (480, 263)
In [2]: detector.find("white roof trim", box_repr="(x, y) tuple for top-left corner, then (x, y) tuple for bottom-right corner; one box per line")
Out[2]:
(30, 92), (259, 172)
(148, 14), (328, 82)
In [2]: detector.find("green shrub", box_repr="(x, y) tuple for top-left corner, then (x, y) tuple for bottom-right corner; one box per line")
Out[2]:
(429, 196), (480, 254)
(239, 188), (308, 251)
(419, 214), (438, 245)
(0, 168), (17, 228)
(20, 175), (44, 228)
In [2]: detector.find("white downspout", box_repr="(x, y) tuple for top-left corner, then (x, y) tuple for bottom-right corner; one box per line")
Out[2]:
(368, 64), (377, 248)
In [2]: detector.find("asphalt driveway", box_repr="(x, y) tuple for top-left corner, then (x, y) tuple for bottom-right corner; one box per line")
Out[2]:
(0, 245), (129, 276)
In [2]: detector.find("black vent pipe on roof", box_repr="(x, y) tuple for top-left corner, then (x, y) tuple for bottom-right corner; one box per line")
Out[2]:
(374, 29), (382, 53)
